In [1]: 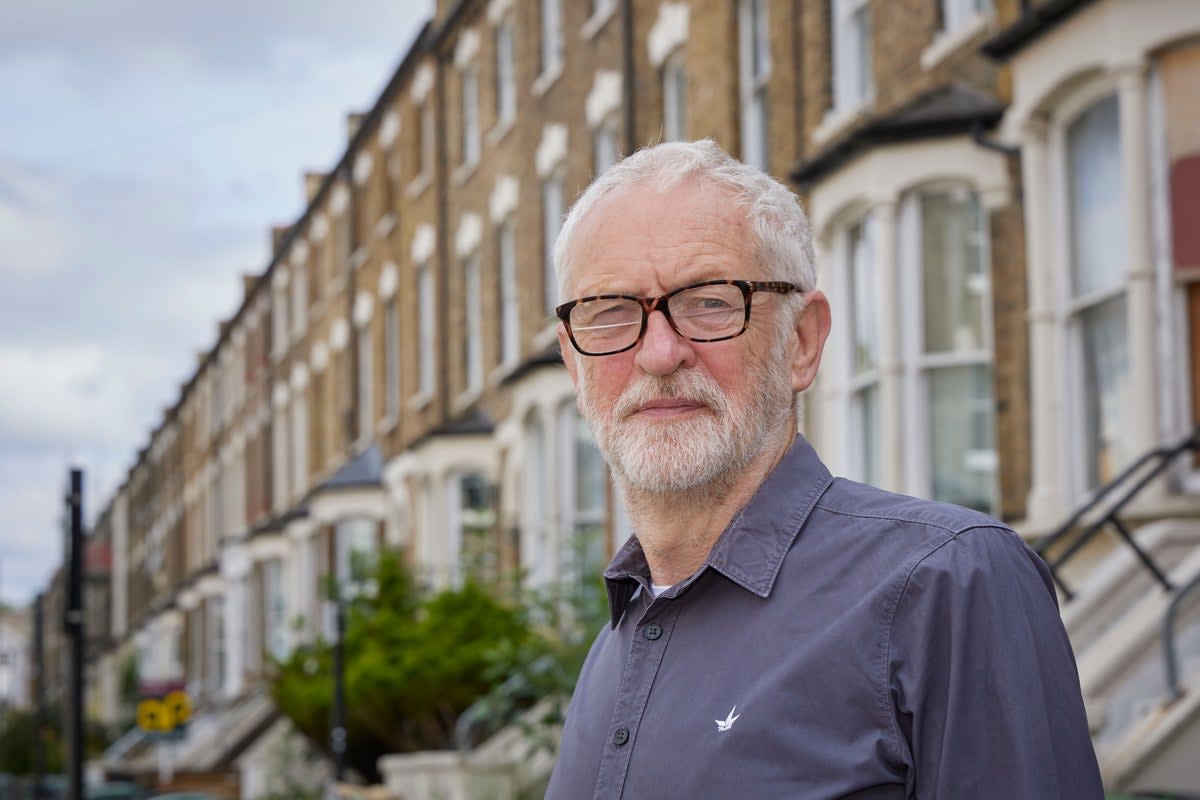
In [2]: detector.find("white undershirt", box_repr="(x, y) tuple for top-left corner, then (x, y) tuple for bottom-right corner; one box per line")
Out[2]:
(650, 583), (674, 597)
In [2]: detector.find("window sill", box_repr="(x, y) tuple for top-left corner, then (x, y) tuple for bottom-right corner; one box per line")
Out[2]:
(812, 102), (871, 150)
(489, 358), (521, 385)
(374, 214), (396, 240)
(407, 172), (432, 199)
(377, 414), (398, 436)
(408, 391), (433, 412)
(351, 248), (368, 271)
(581, 3), (617, 40)
(532, 320), (559, 351)
(487, 116), (515, 148)
(920, 13), (991, 71)
(453, 159), (479, 186)
(532, 64), (564, 98)
(452, 387), (482, 414)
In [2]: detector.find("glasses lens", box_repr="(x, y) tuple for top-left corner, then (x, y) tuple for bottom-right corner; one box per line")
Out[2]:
(668, 284), (747, 339)
(569, 298), (643, 353)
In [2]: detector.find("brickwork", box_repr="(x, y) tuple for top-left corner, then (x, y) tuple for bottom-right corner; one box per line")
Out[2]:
(75, 0), (1051, 709)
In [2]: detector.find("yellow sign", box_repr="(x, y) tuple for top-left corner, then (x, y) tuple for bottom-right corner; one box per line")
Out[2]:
(136, 690), (193, 733)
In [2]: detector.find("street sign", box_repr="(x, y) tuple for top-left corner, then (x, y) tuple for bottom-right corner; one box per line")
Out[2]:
(136, 681), (192, 741)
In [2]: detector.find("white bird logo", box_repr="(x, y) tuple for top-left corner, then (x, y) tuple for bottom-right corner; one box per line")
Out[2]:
(715, 706), (740, 732)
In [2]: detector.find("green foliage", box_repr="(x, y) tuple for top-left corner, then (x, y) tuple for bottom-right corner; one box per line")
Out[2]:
(0, 707), (64, 775)
(270, 552), (544, 782)
(467, 576), (610, 758)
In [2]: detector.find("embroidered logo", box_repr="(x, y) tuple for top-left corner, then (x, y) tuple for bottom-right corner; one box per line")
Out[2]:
(715, 706), (740, 732)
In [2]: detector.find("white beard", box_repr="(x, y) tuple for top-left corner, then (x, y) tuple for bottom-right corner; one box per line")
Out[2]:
(578, 338), (795, 495)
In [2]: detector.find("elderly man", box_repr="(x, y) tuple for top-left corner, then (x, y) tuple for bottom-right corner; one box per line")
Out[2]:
(544, 140), (1102, 799)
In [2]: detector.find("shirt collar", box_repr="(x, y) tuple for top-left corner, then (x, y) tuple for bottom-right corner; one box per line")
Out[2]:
(603, 435), (834, 627)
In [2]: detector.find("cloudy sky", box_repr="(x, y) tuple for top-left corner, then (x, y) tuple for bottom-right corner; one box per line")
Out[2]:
(0, 1), (432, 606)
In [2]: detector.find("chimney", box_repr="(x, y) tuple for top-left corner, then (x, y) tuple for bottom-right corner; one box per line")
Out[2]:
(304, 172), (326, 203)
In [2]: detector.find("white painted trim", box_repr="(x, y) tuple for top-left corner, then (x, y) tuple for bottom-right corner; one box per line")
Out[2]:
(410, 63), (435, 103)
(378, 110), (400, 147)
(353, 151), (374, 185)
(456, 212), (483, 257)
(487, 0), (514, 24)
(454, 28), (481, 67)
(353, 291), (375, 328)
(489, 175), (520, 222)
(536, 123), (569, 178)
(330, 317), (350, 352)
(647, 3), (690, 68)
(310, 341), (329, 373)
(585, 71), (623, 128)
(412, 223), (437, 263)
(379, 261), (399, 299)
(290, 362), (309, 391)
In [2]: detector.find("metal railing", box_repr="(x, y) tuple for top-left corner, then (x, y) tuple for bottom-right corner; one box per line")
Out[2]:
(1035, 428), (1200, 602)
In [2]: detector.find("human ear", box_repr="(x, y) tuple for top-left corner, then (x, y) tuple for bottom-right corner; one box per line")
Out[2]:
(789, 291), (831, 392)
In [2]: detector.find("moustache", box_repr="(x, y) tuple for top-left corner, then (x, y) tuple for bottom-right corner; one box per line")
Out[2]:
(612, 372), (729, 421)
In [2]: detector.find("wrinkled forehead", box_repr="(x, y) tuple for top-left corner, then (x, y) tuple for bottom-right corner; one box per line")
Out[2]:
(563, 178), (755, 287)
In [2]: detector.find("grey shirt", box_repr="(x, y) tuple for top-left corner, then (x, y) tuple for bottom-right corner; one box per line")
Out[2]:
(546, 437), (1102, 799)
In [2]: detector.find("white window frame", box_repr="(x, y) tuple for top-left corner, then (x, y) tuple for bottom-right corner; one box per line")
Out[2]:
(291, 259), (307, 340)
(522, 415), (550, 589)
(831, 0), (874, 115)
(356, 324), (374, 445)
(940, 0), (992, 35)
(385, 298), (400, 420)
(264, 558), (288, 661)
(557, 405), (607, 590)
(538, 0), (564, 84)
(542, 170), (565, 315)
(841, 214), (882, 486)
(273, 401), (290, 511)
(464, 253), (483, 394)
(417, 263), (435, 399)
(662, 49), (688, 142)
(461, 63), (481, 168)
(494, 15), (516, 126)
(291, 390), (309, 500)
(1050, 85), (1133, 499)
(592, 114), (620, 175)
(738, 0), (770, 170)
(899, 185), (999, 514)
(498, 219), (520, 369)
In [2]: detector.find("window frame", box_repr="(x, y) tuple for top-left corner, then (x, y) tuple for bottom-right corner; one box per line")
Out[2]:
(737, 0), (770, 169)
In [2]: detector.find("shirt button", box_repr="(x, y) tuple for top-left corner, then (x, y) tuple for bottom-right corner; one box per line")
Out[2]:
(612, 727), (630, 746)
(644, 623), (663, 641)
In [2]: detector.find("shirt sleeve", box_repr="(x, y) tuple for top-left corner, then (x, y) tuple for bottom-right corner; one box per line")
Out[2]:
(886, 526), (1104, 799)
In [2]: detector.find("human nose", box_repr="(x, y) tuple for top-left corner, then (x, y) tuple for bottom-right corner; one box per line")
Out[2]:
(632, 308), (695, 376)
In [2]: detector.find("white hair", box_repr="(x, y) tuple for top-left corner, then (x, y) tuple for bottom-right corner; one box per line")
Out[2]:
(553, 139), (817, 304)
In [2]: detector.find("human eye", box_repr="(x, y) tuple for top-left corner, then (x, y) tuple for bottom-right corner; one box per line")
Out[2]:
(572, 299), (640, 331)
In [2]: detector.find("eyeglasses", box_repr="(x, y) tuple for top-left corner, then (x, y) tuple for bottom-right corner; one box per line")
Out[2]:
(555, 279), (801, 356)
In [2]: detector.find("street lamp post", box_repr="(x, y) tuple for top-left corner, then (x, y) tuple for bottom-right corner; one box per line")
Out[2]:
(329, 592), (346, 784)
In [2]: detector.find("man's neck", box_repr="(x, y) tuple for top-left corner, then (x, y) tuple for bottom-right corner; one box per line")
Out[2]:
(620, 429), (796, 586)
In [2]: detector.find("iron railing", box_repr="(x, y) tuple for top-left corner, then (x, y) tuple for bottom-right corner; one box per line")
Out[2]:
(1035, 428), (1200, 602)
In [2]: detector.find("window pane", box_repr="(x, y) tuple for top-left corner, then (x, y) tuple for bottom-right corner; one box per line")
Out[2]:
(593, 123), (617, 174)
(385, 299), (399, 418)
(459, 473), (498, 586)
(849, 219), (878, 374)
(853, 4), (872, 101)
(419, 266), (434, 394)
(543, 177), (564, 314)
(1068, 94), (1125, 299)
(461, 67), (479, 166)
(1080, 293), (1131, 488)
(921, 188), (988, 354)
(499, 222), (519, 365)
(495, 21), (515, 121)
(928, 364), (997, 513)
(856, 383), (880, 486)
(357, 327), (372, 440)
(663, 55), (687, 141)
(465, 255), (482, 391)
(540, 0), (562, 74)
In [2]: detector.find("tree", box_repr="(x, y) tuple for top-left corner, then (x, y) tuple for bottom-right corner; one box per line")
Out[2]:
(270, 553), (543, 782)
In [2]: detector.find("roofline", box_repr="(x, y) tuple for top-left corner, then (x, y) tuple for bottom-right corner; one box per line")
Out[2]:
(982, 0), (1098, 60)
(790, 107), (1004, 189)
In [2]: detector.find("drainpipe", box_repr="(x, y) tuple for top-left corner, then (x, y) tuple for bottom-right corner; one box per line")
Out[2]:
(621, 0), (637, 153)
